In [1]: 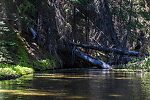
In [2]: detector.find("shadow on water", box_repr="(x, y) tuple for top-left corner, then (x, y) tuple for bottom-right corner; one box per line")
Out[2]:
(0, 68), (149, 100)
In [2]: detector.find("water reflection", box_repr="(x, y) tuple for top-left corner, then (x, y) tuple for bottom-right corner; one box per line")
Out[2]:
(0, 69), (149, 100)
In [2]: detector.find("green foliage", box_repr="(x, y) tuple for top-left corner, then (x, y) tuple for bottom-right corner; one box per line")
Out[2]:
(0, 64), (33, 79)
(0, 67), (16, 77)
(13, 65), (34, 76)
(110, 0), (150, 52)
(18, 0), (36, 18)
(33, 59), (56, 70)
(16, 34), (56, 71)
(70, 0), (89, 5)
(141, 57), (150, 71)
(16, 33), (31, 67)
(0, 20), (33, 80)
(140, 11), (150, 21)
(122, 57), (150, 72)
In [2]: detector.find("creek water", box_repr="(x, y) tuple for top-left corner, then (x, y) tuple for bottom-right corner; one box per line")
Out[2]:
(0, 68), (150, 100)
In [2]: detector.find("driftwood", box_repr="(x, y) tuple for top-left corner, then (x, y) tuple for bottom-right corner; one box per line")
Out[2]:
(70, 42), (146, 57)
(74, 48), (111, 69)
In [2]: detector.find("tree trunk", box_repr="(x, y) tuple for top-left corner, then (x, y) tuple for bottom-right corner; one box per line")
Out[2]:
(70, 42), (145, 57)
(75, 48), (111, 69)
(76, 0), (121, 48)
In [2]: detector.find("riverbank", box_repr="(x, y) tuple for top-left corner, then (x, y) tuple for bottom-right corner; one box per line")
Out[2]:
(0, 21), (56, 80)
(0, 64), (33, 80)
(112, 56), (150, 72)
(0, 21), (149, 80)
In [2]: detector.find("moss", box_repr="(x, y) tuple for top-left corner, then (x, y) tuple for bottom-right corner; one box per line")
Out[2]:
(16, 33), (56, 71)
(33, 58), (56, 71)
(0, 21), (56, 80)
(0, 23), (34, 80)
(16, 33), (31, 67)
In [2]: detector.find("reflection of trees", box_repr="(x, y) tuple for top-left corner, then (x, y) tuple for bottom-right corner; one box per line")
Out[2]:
(0, 75), (33, 100)
(31, 72), (90, 98)
(0, 71), (149, 100)
(88, 72), (144, 100)
(141, 73), (150, 100)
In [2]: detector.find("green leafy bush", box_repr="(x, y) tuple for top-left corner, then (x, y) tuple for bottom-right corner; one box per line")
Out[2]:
(33, 59), (56, 70)
(0, 64), (33, 80)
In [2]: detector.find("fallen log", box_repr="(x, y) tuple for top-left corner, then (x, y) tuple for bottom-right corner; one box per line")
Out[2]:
(74, 48), (111, 69)
(29, 27), (37, 39)
(70, 42), (147, 57)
